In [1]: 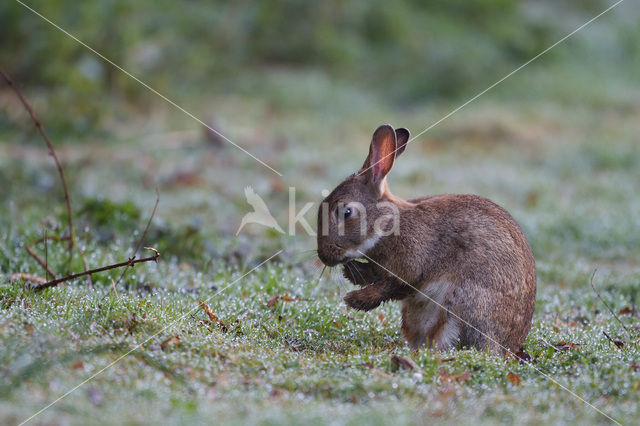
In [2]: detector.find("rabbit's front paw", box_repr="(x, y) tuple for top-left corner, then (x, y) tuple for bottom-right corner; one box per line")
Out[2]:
(342, 261), (378, 287)
(344, 288), (382, 311)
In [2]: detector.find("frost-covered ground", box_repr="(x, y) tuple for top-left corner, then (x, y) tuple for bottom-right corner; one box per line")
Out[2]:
(1, 62), (640, 425)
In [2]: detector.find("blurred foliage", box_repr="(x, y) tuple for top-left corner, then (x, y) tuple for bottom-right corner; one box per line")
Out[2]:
(78, 197), (141, 243)
(2, 0), (634, 137)
(76, 197), (210, 262)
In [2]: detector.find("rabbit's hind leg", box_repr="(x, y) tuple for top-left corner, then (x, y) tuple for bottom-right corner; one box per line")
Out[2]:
(401, 296), (448, 350)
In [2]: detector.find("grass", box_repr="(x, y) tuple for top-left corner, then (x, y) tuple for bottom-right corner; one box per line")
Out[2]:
(2, 50), (640, 426)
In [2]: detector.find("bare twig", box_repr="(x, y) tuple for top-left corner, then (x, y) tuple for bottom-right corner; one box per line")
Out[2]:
(110, 278), (119, 298)
(114, 189), (160, 287)
(9, 273), (47, 285)
(24, 234), (74, 283)
(31, 234), (71, 245)
(25, 245), (57, 280)
(33, 247), (160, 292)
(1, 69), (76, 273)
(602, 331), (625, 349)
(589, 269), (633, 339)
(83, 255), (93, 288)
(44, 229), (49, 281)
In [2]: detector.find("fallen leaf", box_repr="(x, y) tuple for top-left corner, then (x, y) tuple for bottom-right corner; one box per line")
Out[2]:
(514, 351), (532, 364)
(270, 388), (283, 398)
(268, 294), (296, 307)
(618, 306), (635, 316)
(160, 335), (180, 351)
(270, 177), (286, 193)
(508, 372), (521, 386)
(555, 341), (581, 351)
(71, 360), (84, 370)
(440, 370), (472, 383)
(199, 300), (229, 332)
(267, 295), (279, 307)
(9, 273), (47, 285)
(165, 171), (202, 187)
(440, 356), (457, 363)
(630, 362), (639, 372)
(602, 331), (625, 349)
(391, 355), (421, 372)
(377, 312), (387, 326)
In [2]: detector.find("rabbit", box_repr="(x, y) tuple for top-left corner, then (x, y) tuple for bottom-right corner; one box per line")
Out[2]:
(316, 124), (536, 355)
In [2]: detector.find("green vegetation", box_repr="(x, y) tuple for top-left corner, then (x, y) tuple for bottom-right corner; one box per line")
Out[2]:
(1, 0), (640, 425)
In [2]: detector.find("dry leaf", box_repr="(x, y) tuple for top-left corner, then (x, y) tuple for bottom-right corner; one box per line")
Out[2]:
(377, 312), (387, 326)
(268, 294), (295, 307)
(440, 370), (472, 383)
(508, 372), (521, 386)
(267, 295), (279, 307)
(71, 360), (84, 370)
(514, 350), (532, 364)
(161, 335), (180, 351)
(199, 300), (229, 332)
(618, 306), (635, 316)
(602, 331), (625, 349)
(555, 341), (581, 351)
(391, 355), (421, 372)
(9, 273), (47, 285)
(630, 362), (639, 372)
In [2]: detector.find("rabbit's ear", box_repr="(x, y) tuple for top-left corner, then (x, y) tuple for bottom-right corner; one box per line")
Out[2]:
(395, 128), (410, 157)
(362, 124), (397, 189)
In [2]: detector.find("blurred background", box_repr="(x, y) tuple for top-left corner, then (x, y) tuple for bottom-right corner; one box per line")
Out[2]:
(1, 0), (639, 274)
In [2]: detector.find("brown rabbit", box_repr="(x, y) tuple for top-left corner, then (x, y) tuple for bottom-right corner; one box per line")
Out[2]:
(316, 124), (536, 355)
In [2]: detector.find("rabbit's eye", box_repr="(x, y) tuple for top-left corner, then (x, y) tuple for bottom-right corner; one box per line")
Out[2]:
(336, 205), (353, 220)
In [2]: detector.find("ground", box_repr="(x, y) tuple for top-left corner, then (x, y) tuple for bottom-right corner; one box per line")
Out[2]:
(1, 49), (640, 425)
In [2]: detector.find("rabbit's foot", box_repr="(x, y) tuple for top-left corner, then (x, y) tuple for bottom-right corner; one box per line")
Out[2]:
(342, 260), (378, 287)
(344, 286), (383, 311)
(344, 277), (415, 311)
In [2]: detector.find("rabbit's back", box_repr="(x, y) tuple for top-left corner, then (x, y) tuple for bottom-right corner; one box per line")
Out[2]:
(398, 194), (536, 354)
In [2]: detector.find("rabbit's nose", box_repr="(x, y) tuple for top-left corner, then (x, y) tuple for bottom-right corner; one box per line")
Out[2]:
(317, 246), (342, 267)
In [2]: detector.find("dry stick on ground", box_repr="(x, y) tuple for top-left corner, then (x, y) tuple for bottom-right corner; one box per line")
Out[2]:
(113, 188), (160, 287)
(589, 269), (633, 339)
(0, 69), (78, 274)
(9, 273), (47, 285)
(602, 331), (625, 349)
(44, 229), (50, 281)
(24, 235), (70, 281)
(25, 245), (57, 280)
(29, 234), (71, 246)
(33, 247), (160, 292)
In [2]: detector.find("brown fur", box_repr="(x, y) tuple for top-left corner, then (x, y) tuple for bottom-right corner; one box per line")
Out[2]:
(317, 124), (536, 355)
